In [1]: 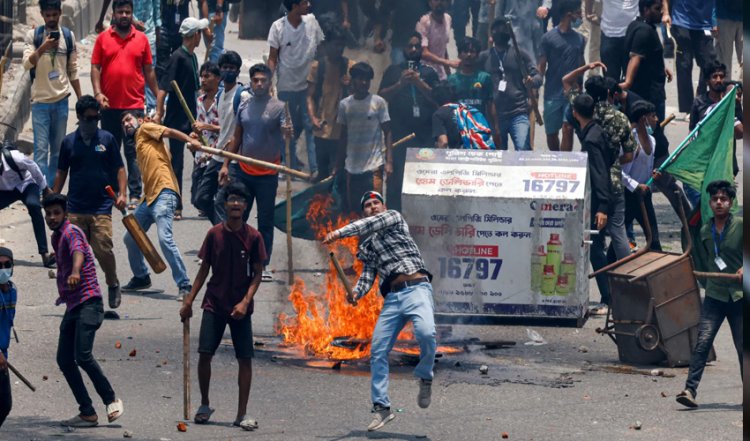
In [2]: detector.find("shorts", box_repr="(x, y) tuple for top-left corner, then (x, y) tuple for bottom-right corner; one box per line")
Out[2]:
(197, 309), (254, 359)
(543, 98), (570, 134)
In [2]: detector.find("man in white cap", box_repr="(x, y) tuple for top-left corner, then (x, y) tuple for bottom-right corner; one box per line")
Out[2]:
(156, 16), (209, 220)
(323, 191), (437, 432)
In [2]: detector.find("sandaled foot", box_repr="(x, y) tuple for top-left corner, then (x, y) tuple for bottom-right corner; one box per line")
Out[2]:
(61, 414), (98, 428)
(106, 398), (124, 423)
(233, 416), (258, 431)
(194, 405), (215, 424)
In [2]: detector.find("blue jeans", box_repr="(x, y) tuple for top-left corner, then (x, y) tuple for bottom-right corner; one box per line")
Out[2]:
(685, 296), (743, 396)
(31, 96), (69, 185)
(277, 90), (317, 173)
(589, 192), (629, 304)
(207, 12), (227, 64)
(498, 113), (531, 151)
(370, 282), (436, 408)
(123, 189), (190, 289)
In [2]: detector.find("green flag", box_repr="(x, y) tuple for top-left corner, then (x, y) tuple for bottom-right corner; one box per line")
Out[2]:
(656, 88), (737, 224)
(274, 174), (350, 240)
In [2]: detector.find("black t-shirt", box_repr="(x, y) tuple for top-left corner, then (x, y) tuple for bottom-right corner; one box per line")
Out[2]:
(206, 0), (229, 13)
(379, 0), (430, 48)
(623, 18), (666, 102)
(432, 105), (462, 148)
(160, 46), (199, 132)
(58, 129), (124, 215)
(379, 62), (439, 139)
(161, 0), (191, 34)
(539, 27), (586, 100)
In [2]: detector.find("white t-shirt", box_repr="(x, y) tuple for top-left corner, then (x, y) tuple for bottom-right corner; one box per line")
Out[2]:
(621, 128), (655, 192)
(601, 0), (638, 38)
(267, 14), (324, 92)
(336, 94), (390, 174)
(213, 84), (252, 164)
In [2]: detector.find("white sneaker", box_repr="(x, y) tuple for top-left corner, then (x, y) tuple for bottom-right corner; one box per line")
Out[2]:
(261, 270), (273, 282)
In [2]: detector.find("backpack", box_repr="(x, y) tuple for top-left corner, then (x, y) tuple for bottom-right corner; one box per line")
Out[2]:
(31, 26), (74, 82)
(231, 82), (253, 115)
(0, 141), (25, 181)
(449, 103), (496, 150)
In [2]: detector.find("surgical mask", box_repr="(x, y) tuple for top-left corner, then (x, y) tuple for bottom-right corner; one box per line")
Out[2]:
(221, 71), (239, 84)
(572, 18), (583, 29)
(646, 125), (654, 136)
(0, 269), (11, 284)
(79, 120), (98, 140)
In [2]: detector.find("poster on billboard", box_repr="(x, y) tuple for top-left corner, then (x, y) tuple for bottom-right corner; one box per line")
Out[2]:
(401, 148), (591, 324)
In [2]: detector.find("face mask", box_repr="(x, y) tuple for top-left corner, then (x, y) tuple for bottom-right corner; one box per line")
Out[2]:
(0, 269), (11, 284)
(221, 71), (239, 84)
(646, 125), (654, 136)
(571, 18), (583, 29)
(79, 120), (98, 140)
(493, 33), (510, 47)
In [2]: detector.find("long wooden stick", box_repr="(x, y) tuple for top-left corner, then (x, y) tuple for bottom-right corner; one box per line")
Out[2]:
(694, 271), (741, 281)
(7, 362), (35, 392)
(171, 80), (312, 180)
(330, 252), (356, 305)
(284, 103), (294, 285)
(182, 300), (190, 420)
(391, 132), (416, 148)
(660, 113), (676, 128)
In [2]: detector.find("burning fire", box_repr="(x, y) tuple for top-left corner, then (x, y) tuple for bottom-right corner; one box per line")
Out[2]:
(277, 194), (413, 360)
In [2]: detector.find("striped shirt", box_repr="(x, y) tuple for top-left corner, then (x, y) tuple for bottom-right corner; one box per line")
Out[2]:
(52, 220), (102, 311)
(337, 210), (431, 299)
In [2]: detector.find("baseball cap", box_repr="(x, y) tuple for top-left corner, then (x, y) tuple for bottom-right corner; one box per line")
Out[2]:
(179, 17), (209, 37)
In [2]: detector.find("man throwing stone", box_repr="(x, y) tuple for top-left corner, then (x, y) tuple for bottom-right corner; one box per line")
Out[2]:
(323, 191), (436, 432)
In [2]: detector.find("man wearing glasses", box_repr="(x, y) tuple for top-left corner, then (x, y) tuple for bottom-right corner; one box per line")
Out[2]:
(53, 95), (127, 317)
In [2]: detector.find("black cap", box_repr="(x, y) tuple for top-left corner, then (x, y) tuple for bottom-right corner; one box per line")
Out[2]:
(0, 247), (12, 264)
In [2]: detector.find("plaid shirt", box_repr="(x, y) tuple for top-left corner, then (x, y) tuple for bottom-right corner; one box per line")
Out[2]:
(338, 210), (431, 299)
(51, 220), (102, 311)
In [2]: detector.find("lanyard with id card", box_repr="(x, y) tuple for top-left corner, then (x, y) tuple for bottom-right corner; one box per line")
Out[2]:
(492, 48), (507, 92)
(711, 220), (729, 271)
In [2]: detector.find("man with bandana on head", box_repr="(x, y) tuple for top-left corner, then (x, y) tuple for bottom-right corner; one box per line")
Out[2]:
(53, 95), (127, 318)
(323, 191), (436, 432)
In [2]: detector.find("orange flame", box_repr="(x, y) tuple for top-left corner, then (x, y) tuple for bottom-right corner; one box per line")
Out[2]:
(276, 193), (412, 360)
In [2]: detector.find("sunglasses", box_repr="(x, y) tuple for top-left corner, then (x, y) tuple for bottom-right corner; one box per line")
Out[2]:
(0, 262), (11, 269)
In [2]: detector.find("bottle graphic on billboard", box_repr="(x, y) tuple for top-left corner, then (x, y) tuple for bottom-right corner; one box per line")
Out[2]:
(530, 245), (546, 292)
(546, 233), (562, 275)
(560, 253), (576, 292)
(541, 264), (556, 296)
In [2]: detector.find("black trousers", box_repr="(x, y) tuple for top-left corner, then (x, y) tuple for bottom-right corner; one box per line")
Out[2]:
(191, 160), (221, 225)
(672, 24), (718, 113)
(100, 109), (142, 199)
(57, 298), (115, 417)
(314, 137), (338, 182)
(0, 184), (48, 254)
(168, 137), (186, 211)
(600, 34), (627, 81)
(0, 368), (11, 427)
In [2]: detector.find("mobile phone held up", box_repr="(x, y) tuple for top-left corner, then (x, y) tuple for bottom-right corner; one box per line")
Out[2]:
(50, 30), (60, 40)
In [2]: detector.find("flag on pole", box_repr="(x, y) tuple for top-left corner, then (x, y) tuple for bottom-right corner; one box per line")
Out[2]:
(649, 88), (738, 224)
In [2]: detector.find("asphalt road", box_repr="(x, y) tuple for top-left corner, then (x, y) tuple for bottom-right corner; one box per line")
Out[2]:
(0, 11), (743, 441)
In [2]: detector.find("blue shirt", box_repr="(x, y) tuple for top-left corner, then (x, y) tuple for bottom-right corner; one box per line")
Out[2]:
(0, 283), (16, 358)
(58, 128), (124, 215)
(133, 0), (161, 42)
(672, 0), (713, 30)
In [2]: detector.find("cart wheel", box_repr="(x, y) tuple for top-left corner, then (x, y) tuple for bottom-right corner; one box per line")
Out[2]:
(635, 324), (660, 351)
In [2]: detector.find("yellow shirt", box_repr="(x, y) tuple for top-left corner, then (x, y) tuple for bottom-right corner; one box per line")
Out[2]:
(135, 123), (180, 205)
(22, 27), (79, 104)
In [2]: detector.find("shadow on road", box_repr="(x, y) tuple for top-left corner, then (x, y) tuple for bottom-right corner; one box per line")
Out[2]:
(325, 429), (432, 440)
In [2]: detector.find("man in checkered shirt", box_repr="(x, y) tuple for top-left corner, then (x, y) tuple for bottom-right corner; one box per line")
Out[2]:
(324, 191), (436, 432)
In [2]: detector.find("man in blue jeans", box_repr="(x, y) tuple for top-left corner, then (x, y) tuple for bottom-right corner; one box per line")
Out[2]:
(22, 0), (82, 185)
(323, 191), (436, 432)
(200, 0), (228, 64)
(120, 111), (201, 299)
(676, 180), (742, 408)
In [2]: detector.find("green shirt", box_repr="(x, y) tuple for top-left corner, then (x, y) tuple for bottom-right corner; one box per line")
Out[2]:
(447, 70), (493, 111)
(693, 215), (743, 302)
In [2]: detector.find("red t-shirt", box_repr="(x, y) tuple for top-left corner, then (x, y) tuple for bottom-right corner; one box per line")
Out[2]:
(198, 223), (267, 317)
(91, 26), (152, 110)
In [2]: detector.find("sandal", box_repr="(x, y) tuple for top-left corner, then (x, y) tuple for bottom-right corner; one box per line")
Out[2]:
(194, 405), (215, 424)
(127, 198), (139, 211)
(588, 303), (609, 316)
(61, 414), (98, 428)
(233, 416), (258, 431)
(174, 210), (183, 221)
(106, 398), (124, 423)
